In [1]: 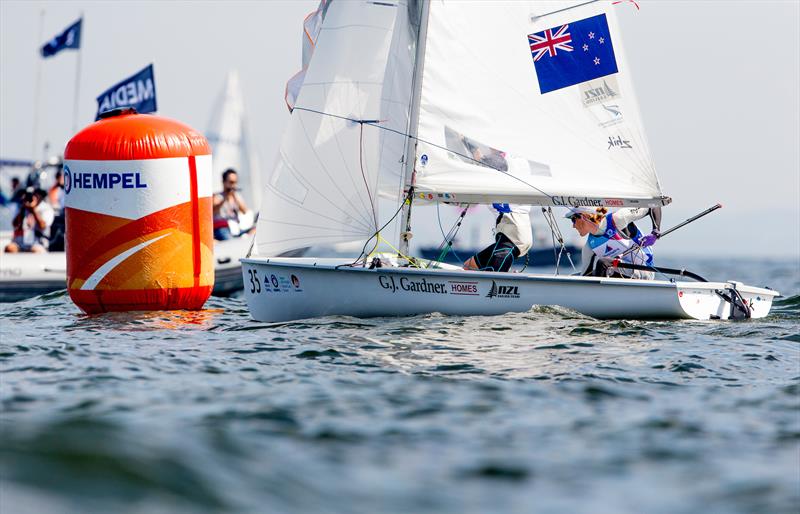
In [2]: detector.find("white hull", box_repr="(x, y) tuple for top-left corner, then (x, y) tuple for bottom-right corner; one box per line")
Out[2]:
(242, 257), (779, 322)
(0, 236), (255, 302)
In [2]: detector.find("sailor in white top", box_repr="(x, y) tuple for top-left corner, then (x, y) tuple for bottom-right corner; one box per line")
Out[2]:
(463, 203), (532, 272)
(567, 206), (661, 279)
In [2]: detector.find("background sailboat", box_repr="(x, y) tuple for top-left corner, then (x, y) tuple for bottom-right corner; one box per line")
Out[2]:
(206, 70), (262, 216)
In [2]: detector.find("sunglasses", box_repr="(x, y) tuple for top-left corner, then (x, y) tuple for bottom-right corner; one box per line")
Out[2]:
(570, 214), (582, 223)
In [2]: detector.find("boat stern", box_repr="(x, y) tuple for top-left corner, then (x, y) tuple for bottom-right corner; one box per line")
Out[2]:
(676, 282), (779, 320)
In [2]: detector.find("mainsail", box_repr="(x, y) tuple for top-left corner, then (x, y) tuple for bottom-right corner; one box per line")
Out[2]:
(206, 70), (262, 211)
(255, 0), (667, 257)
(412, 0), (665, 208)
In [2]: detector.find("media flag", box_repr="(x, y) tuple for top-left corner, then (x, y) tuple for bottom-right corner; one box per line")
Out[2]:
(95, 64), (157, 119)
(40, 18), (82, 58)
(528, 14), (619, 94)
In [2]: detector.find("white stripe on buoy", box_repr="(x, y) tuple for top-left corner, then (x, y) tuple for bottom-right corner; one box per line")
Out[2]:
(80, 233), (172, 291)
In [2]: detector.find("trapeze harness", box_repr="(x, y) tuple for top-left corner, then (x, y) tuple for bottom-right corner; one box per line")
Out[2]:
(585, 213), (653, 277)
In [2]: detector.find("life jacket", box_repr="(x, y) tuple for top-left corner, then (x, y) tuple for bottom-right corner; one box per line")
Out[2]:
(587, 213), (653, 267)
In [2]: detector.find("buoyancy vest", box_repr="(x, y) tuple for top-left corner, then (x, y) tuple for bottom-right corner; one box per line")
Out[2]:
(586, 213), (653, 267)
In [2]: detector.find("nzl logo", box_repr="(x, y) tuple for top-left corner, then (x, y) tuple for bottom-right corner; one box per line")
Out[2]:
(486, 281), (520, 299)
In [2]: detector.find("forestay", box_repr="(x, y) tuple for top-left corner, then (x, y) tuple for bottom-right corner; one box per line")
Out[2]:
(255, 0), (417, 257)
(412, 0), (666, 208)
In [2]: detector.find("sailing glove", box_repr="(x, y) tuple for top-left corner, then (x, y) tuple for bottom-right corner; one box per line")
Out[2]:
(640, 230), (659, 247)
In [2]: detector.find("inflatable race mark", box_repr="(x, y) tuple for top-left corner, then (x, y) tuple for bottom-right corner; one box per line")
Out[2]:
(64, 109), (213, 313)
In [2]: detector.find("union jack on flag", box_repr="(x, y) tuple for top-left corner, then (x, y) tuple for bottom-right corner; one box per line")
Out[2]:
(528, 14), (619, 94)
(528, 24), (572, 62)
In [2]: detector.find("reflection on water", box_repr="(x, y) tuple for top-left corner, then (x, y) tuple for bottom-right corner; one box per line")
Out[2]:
(1, 257), (798, 514)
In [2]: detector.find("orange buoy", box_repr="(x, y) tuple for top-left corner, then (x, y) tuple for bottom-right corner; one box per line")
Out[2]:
(64, 108), (213, 313)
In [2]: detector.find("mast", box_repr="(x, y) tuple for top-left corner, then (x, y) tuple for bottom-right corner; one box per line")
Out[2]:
(397, 0), (430, 258)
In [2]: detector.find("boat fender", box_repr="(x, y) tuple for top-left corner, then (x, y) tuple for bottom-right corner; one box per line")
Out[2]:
(64, 110), (214, 313)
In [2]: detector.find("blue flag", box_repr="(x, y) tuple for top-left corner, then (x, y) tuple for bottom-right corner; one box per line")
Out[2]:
(528, 14), (618, 95)
(40, 18), (82, 58)
(95, 64), (157, 120)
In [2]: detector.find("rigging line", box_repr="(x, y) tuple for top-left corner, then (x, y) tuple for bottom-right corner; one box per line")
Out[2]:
(338, 188), (413, 269)
(292, 106), (559, 203)
(542, 206), (576, 274)
(294, 114), (374, 228)
(321, 83), (380, 220)
(435, 202), (467, 264)
(359, 122), (379, 233)
(543, 207), (560, 271)
(317, 85), (379, 221)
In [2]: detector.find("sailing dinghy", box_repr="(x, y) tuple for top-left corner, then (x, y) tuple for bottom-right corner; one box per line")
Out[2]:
(242, 0), (779, 322)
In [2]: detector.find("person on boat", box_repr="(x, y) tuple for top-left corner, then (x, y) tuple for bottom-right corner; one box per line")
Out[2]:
(212, 169), (250, 240)
(4, 187), (54, 254)
(567, 206), (660, 279)
(47, 169), (66, 251)
(463, 203), (532, 272)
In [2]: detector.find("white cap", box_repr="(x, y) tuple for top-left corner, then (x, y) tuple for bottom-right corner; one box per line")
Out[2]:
(564, 206), (599, 219)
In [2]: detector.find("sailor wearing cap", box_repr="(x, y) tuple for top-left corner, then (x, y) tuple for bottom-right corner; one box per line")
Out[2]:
(567, 206), (660, 279)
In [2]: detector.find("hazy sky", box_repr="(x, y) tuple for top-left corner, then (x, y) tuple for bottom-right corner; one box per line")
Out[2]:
(1, 0), (798, 258)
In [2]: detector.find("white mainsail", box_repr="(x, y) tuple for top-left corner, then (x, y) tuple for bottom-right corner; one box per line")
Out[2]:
(411, 0), (665, 208)
(206, 70), (262, 211)
(254, 0), (416, 257)
(256, 0), (668, 257)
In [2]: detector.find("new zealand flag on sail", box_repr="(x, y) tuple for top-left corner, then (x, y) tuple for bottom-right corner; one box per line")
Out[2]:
(528, 14), (618, 94)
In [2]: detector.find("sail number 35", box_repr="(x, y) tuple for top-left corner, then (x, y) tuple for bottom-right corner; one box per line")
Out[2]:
(247, 269), (262, 294)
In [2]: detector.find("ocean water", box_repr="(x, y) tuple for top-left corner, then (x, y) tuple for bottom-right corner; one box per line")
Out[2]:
(1, 257), (798, 514)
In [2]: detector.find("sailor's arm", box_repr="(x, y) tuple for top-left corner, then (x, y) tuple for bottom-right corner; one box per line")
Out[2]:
(212, 193), (225, 216)
(234, 192), (248, 214)
(611, 207), (651, 227)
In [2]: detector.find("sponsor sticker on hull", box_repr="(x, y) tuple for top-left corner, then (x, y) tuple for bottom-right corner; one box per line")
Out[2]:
(378, 275), (448, 295)
(486, 281), (521, 299)
(448, 280), (479, 296)
(246, 270), (304, 295)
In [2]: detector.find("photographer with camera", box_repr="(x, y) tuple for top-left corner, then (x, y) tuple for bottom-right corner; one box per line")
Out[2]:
(212, 169), (250, 241)
(4, 187), (54, 254)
